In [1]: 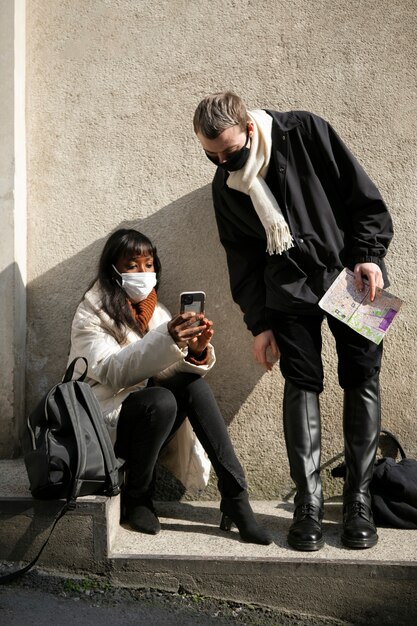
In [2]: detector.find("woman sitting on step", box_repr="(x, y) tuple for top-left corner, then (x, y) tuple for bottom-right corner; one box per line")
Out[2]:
(68, 228), (271, 545)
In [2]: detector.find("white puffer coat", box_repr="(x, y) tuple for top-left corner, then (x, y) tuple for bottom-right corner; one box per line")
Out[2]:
(67, 282), (214, 491)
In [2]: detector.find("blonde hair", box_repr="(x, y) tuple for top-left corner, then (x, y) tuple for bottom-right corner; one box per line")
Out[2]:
(193, 91), (248, 139)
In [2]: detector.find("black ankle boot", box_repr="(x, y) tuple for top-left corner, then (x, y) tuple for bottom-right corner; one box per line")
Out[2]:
(123, 495), (161, 535)
(342, 500), (378, 548)
(288, 503), (324, 551)
(342, 375), (380, 549)
(220, 491), (272, 545)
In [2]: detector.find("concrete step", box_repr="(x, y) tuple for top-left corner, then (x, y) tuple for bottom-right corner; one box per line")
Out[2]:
(1, 459), (417, 624)
(0, 458), (117, 574)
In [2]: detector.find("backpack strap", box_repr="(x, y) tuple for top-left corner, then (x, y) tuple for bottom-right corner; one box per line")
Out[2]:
(61, 383), (91, 503)
(380, 429), (407, 459)
(330, 429), (407, 483)
(76, 383), (121, 495)
(0, 501), (69, 585)
(60, 357), (100, 501)
(63, 357), (88, 383)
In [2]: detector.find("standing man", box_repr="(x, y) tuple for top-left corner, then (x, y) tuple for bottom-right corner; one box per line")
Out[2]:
(193, 91), (393, 551)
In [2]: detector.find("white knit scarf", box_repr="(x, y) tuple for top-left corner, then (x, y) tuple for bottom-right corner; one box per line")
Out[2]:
(227, 109), (294, 255)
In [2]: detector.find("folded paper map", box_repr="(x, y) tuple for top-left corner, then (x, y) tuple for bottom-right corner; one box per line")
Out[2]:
(319, 268), (403, 345)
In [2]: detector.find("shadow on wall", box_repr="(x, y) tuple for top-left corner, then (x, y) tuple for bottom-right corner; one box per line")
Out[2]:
(26, 185), (265, 431)
(0, 262), (26, 457)
(0, 263), (16, 451)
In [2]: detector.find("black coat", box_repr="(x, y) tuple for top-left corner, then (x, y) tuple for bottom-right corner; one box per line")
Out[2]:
(212, 110), (394, 335)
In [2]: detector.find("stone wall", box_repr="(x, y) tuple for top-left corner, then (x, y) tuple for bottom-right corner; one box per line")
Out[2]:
(19, 0), (417, 497)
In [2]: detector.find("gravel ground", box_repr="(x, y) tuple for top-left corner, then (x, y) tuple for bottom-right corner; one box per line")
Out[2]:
(0, 566), (352, 626)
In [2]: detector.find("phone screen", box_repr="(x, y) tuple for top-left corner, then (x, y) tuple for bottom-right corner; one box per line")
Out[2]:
(182, 300), (204, 314)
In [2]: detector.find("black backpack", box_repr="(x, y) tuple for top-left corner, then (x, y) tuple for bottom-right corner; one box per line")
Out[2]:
(24, 356), (120, 502)
(1, 357), (121, 584)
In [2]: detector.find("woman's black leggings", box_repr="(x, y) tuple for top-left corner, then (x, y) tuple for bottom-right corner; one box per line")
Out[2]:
(114, 373), (247, 499)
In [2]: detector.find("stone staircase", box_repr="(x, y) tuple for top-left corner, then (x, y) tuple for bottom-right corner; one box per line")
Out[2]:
(1, 459), (417, 624)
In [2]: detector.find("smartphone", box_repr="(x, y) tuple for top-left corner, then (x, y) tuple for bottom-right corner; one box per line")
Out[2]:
(180, 291), (206, 326)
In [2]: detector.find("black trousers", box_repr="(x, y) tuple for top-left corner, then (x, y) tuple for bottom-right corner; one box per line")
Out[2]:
(268, 310), (383, 393)
(114, 373), (247, 499)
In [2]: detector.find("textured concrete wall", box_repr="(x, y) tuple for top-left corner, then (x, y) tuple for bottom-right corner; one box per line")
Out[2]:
(25, 0), (417, 498)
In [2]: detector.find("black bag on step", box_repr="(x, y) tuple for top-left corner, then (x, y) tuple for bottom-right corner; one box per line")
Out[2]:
(24, 356), (121, 502)
(0, 357), (121, 585)
(370, 431), (417, 529)
(24, 357), (120, 502)
(331, 429), (417, 529)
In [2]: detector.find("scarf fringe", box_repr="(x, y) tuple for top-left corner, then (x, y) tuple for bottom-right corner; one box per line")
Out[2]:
(266, 222), (294, 255)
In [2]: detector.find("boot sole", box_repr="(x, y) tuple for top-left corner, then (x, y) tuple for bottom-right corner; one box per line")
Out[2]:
(288, 536), (324, 551)
(341, 535), (378, 549)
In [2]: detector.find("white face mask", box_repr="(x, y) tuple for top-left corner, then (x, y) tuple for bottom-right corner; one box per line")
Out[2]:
(112, 265), (157, 303)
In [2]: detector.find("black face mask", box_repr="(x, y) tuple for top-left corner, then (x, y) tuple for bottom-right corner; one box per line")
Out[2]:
(206, 128), (250, 171)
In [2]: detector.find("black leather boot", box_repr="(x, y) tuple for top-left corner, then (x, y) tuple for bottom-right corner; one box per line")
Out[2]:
(283, 381), (324, 551)
(220, 491), (273, 545)
(341, 375), (380, 549)
(288, 502), (324, 551)
(342, 498), (377, 549)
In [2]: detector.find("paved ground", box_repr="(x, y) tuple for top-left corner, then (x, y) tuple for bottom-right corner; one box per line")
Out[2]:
(0, 569), (351, 626)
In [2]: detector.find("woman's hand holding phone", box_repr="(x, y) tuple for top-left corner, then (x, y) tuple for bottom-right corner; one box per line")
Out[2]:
(170, 291), (213, 355)
(168, 312), (207, 348)
(187, 317), (214, 356)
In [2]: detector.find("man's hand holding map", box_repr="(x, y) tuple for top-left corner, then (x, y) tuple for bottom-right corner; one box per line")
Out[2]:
(319, 268), (403, 345)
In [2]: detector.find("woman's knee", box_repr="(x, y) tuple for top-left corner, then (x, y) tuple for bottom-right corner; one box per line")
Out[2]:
(181, 374), (214, 404)
(160, 372), (208, 399)
(123, 387), (178, 424)
(116, 387), (178, 459)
